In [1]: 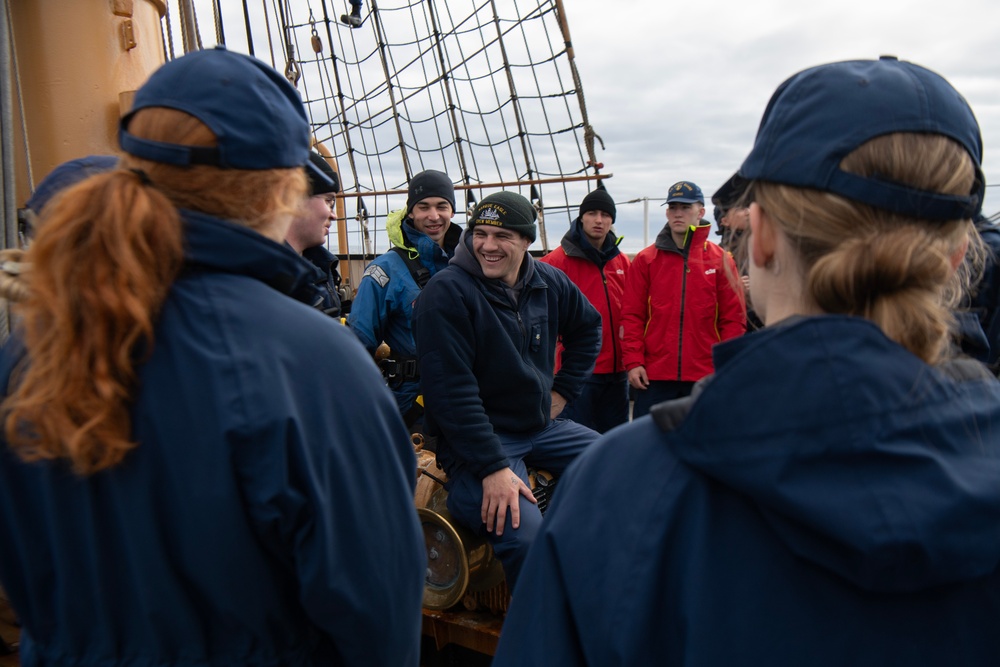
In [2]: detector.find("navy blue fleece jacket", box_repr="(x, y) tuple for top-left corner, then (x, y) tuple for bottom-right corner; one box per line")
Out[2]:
(412, 231), (600, 479)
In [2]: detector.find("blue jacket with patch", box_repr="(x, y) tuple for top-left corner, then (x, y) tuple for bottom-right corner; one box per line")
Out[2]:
(412, 232), (601, 479)
(0, 210), (425, 667)
(347, 214), (459, 415)
(495, 316), (1000, 666)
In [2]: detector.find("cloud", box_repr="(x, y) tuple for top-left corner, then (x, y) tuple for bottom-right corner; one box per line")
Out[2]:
(198, 0), (1000, 251)
(564, 0), (1000, 250)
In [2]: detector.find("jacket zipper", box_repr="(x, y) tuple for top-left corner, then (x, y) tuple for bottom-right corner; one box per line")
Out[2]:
(515, 306), (548, 424)
(600, 263), (618, 373)
(677, 254), (688, 379)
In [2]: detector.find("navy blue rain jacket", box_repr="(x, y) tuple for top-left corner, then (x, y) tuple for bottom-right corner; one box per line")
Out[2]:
(302, 243), (344, 317)
(495, 316), (1000, 666)
(412, 232), (601, 479)
(972, 216), (1000, 371)
(0, 211), (425, 667)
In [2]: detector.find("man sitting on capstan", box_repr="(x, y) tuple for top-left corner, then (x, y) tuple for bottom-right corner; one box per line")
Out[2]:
(413, 191), (602, 588)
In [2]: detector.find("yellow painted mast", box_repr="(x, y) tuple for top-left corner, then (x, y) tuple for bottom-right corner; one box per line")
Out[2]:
(5, 0), (167, 212)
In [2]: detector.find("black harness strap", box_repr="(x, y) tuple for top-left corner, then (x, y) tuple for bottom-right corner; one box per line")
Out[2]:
(390, 246), (431, 289)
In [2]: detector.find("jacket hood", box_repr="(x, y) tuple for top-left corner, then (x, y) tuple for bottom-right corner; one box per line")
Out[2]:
(386, 208), (409, 250)
(181, 209), (321, 306)
(655, 218), (711, 253)
(387, 208), (462, 273)
(560, 217), (622, 266)
(674, 316), (1000, 593)
(451, 228), (535, 289)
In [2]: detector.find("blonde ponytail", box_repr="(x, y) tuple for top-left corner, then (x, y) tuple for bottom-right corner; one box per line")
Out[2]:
(755, 133), (979, 365)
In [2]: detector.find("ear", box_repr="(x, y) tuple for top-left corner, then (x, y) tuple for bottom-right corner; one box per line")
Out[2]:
(749, 202), (776, 269)
(948, 236), (970, 273)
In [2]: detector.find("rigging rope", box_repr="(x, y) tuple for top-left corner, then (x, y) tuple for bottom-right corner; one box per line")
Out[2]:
(212, 0), (226, 45)
(177, 0), (203, 53)
(3, 0), (31, 199)
(160, 0), (606, 258)
(241, 0), (255, 55)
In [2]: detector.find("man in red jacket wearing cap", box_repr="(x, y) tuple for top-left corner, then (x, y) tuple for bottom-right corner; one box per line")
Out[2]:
(621, 180), (745, 418)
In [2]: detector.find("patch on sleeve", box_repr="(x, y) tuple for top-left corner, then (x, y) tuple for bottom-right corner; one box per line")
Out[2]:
(363, 263), (391, 288)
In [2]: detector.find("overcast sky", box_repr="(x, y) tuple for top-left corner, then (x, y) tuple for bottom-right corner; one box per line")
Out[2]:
(559, 0), (1000, 252)
(183, 0), (1000, 254)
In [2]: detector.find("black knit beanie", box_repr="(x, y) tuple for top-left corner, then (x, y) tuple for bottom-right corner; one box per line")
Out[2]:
(407, 169), (456, 215)
(307, 152), (340, 195)
(468, 191), (537, 242)
(579, 188), (616, 222)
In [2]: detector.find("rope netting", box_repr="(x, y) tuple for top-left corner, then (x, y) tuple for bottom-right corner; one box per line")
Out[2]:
(160, 0), (606, 259)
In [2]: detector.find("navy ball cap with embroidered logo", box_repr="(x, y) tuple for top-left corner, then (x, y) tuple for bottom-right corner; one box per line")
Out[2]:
(665, 181), (704, 205)
(716, 56), (983, 221)
(119, 46), (332, 189)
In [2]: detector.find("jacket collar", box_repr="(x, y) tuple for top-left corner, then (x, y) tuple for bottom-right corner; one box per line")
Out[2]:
(181, 209), (320, 305)
(302, 243), (337, 267)
(560, 217), (622, 265)
(654, 219), (712, 254)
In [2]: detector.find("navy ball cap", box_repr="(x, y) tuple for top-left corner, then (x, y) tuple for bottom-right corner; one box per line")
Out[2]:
(119, 46), (332, 189)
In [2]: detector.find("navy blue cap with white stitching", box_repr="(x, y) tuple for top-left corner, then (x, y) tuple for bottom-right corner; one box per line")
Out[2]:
(119, 46), (332, 189)
(717, 56), (984, 221)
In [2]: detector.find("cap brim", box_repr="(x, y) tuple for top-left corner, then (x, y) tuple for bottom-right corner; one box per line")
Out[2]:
(711, 172), (752, 209)
(305, 160), (336, 192)
(660, 198), (704, 206)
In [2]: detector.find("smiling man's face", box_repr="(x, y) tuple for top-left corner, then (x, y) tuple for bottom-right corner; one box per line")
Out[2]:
(411, 197), (453, 247)
(472, 225), (531, 286)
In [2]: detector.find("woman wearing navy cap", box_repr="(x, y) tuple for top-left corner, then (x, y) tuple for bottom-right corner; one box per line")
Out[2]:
(0, 49), (424, 666)
(495, 57), (1000, 666)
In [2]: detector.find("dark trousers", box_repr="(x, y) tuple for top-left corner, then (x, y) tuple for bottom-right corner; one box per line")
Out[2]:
(445, 419), (599, 588)
(631, 380), (695, 419)
(559, 372), (629, 434)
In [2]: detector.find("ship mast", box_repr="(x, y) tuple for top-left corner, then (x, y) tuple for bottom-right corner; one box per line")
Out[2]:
(1, 0), (17, 256)
(1, 0), (167, 336)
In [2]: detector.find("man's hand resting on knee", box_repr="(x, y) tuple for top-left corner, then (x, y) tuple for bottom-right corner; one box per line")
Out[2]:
(482, 467), (537, 535)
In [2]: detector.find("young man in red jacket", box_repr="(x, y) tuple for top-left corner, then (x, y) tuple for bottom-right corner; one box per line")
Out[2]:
(541, 187), (631, 432)
(622, 181), (745, 418)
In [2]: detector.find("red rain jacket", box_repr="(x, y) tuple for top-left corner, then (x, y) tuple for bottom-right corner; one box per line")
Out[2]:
(621, 222), (745, 381)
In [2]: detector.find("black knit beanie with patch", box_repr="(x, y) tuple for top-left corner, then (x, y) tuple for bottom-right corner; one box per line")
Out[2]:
(578, 188), (616, 222)
(406, 169), (456, 215)
(468, 191), (537, 242)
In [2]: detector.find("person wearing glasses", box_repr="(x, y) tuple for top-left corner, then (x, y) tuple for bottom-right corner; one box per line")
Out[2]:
(286, 151), (347, 317)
